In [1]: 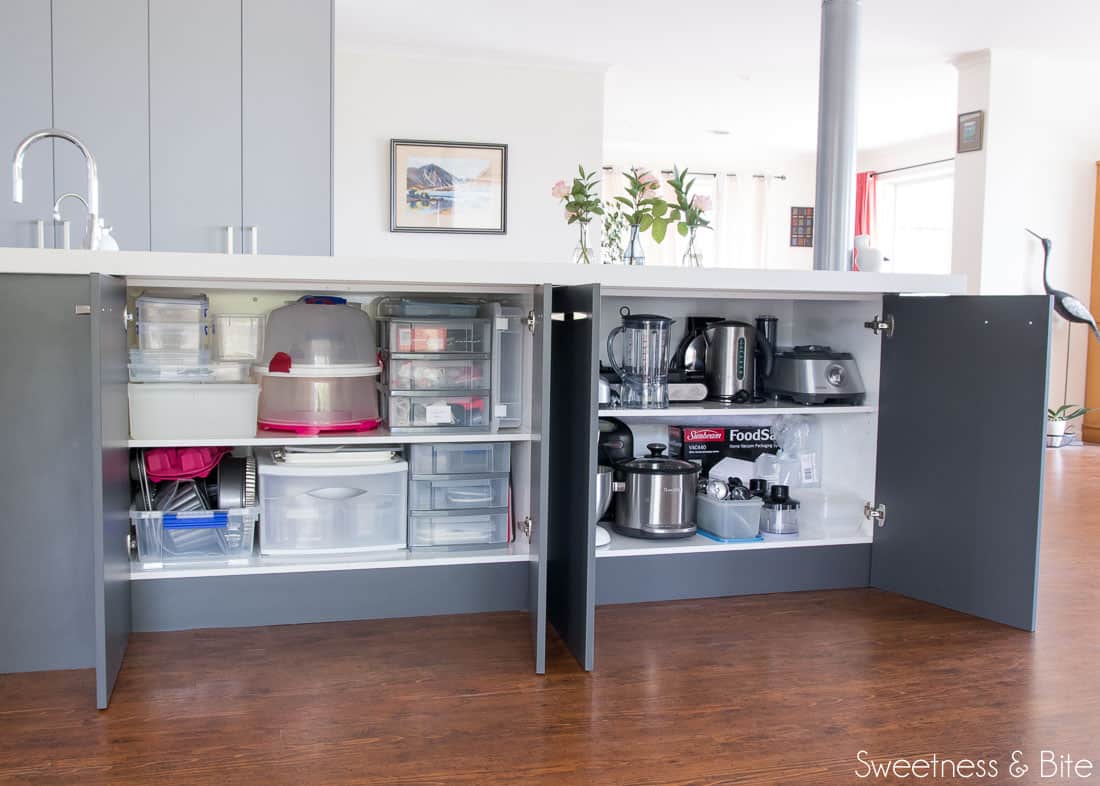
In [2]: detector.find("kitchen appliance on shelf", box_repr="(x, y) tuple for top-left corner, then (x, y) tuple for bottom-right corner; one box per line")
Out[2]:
(766, 345), (865, 405)
(760, 484), (800, 537)
(754, 316), (778, 399)
(671, 316), (723, 378)
(598, 418), (635, 467)
(703, 321), (774, 403)
(606, 307), (674, 409)
(610, 443), (699, 539)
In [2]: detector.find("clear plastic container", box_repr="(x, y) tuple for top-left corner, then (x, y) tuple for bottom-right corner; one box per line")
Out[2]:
(380, 318), (491, 354)
(131, 508), (257, 567)
(257, 371), (380, 432)
(409, 476), (509, 511)
(490, 304), (525, 429)
(408, 509), (509, 549)
(408, 443), (511, 476)
(262, 300), (376, 368)
(258, 453), (407, 555)
(696, 495), (763, 540)
(210, 360), (253, 383)
(213, 314), (265, 360)
(128, 383), (259, 440)
(135, 293), (208, 323)
(796, 489), (865, 538)
(376, 298), (480, 318)
(381, 389), (490, 431)
(128, 349), (213, 382)
(136, 321), (210, 352)
(383, 355), (490, 391)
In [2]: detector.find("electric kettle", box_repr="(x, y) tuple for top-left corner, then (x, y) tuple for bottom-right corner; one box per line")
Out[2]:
(703, 321), (774, 402)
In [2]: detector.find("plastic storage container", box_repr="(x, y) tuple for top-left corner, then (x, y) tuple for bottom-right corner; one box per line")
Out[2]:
(256, 370), (380, 434)
(489, 303), (525, 429)
(258, 453), (408, 555)
(376, 298), (480, 318)
(131, 507), (257, 567)
(136, 321), (210, 352)
(262, 299), (376, 368)
(796, 489), (865, 538)
(380, 318), (491, 354)
(696, 495), (763, 541)
(408, 443), (511, 476)
(128, 349), (213, 382)
(384, 355), (490, 391)
(409, 476), (509, 511)
(381, 389), (490, 431)
(408, 509), (509, 549)
(128, 383), (259, 440)
(213, 314), (264, 360)
(210, 360), (253, 383)
(135, 293), (208, 323)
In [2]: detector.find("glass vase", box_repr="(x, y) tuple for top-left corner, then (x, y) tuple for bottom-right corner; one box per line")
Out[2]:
(571, 222), (594, 265)
(622, 224), (646, 266)
(682, 227), (702, 268)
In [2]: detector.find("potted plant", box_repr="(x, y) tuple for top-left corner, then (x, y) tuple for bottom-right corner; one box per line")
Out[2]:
(665, 165), (712, 267)
(1047, 404), (1093, 440)
(552, 166), (603, 265)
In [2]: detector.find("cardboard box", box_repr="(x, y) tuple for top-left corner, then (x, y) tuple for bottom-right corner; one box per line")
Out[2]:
(668, 425), (779, 476)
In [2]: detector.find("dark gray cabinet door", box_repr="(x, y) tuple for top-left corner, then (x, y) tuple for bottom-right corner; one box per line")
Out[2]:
(149, 0), (242, 252)
(871, 294), (1052, 631)
(52, 0), (150, 251)
(527, 285), (552, 673)
(547, 284), (600, 670)
(0, 0), (53, 248)
(242, 0), (333, 256)
(91, 274), (131, 709)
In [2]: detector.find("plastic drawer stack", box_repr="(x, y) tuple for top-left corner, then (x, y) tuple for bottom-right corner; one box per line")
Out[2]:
(407, 443), (511, 549)
(378, 318), (492, 432)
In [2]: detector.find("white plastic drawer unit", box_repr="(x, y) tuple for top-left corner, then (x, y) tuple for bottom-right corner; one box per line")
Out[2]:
(409, 476), (509, 511)
(379, 318), (491, 354)
(408, 509), (510, 549)
(131, 508), (257, 568)
(258, 452), (408, 555)
(382, 355), (491, 391)
(408, 443), (511, 476)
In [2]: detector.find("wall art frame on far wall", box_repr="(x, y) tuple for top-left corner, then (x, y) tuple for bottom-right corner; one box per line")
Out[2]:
(957, 110), (984, 153)
(390, 139), (508, 234)
(790, 206), (814, 247)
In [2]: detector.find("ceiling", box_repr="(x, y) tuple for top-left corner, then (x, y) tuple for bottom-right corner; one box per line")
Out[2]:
(335, 0), (1100, 163)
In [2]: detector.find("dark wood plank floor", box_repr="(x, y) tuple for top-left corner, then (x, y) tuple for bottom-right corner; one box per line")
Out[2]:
(2, 448), (1098, 785)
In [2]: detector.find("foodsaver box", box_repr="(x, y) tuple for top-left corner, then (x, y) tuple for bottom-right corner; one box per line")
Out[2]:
(667, 425), (779, 476)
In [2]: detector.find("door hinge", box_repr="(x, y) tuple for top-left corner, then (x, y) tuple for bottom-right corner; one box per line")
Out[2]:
(551, 311), (592, 322)
(525, 310), (537, 334)
(864, 502), (887, 527)
(517, 516), (533, 540)
(74, 304), (91, 316)
(864, 314), (894, 337)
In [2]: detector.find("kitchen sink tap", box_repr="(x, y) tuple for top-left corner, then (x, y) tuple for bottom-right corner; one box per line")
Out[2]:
(12, 128), (102, 250)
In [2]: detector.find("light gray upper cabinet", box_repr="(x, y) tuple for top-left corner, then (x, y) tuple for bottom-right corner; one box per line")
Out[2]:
(242, 0), (333, 256)
(0, 0), (54, 248)
(52, 0), (151, 251)
(149, 0), (243, 253)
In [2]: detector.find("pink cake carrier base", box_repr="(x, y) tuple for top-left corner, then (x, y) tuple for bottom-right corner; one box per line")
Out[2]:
(258, 417), (382, 436)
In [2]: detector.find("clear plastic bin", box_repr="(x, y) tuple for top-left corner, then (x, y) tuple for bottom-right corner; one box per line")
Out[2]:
(262, 300), (376, 367)
(796, 489), (865, 538)
(408, 443), (511, 476)
(489, 303), (525, 429)
(383, 355), (490, 391)
(380, 318), (491, 354)
(408, 509), (509, 548)
(135, 294), (208, 323)
(128, 349), (213, 382)
(128, 383), (259, 440)
(210, 360), (253, 383)
(213, 314), (265, 360)
(136, 321), (210, 352)
(409, 476), (509, 511)
(695, 495), (764, 540)
(258, 453), (408, 555)
(131, 508), (257, 567)
(381, 389), (490, 431)
(376, 298), (480, 318)
(257, 370), (380, 431)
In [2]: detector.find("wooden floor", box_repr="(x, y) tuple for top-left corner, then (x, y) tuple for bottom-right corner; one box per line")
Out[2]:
(3, 448), (1099, 785)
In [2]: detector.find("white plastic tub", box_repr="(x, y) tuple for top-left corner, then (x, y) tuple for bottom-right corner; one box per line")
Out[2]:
(128, 383), (259, 440)
(132, 508), (257, 567)
(797, 489), (866, 538)
(696, 495), (763, 540)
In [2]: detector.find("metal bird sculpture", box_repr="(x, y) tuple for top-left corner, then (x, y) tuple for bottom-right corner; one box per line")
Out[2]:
(1026, 228), (1100, 342)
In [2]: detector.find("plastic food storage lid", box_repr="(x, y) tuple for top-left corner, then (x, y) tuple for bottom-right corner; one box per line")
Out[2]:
(261, 298), (378, 368)
(257, 449), (407, 476)
(619, 443), (698, 475)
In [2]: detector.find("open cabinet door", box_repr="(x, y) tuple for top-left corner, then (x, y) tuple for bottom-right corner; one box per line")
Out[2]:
(527, 285), (553, 673)
(90, 274), (131, 708)
(547, 284), (600, 670)
(872, 294), (1052, 631)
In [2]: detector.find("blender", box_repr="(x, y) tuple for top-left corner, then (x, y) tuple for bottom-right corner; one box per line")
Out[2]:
(606, 306), (674, 409)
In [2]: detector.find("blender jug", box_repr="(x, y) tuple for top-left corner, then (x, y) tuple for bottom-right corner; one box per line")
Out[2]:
(606, 306), (674, 409)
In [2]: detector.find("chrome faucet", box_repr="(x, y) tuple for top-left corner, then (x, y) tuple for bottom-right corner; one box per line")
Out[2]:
(12, 128), (102, 250)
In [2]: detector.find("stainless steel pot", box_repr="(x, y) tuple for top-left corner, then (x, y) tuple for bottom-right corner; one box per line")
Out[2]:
(611, 443), (698, 539)
(595, 465), (613, 521)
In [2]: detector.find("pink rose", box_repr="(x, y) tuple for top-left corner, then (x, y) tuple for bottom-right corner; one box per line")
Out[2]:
(551, 180), (570, 200)
(637, 170), (660, 191)
(690, 194), (713, 212)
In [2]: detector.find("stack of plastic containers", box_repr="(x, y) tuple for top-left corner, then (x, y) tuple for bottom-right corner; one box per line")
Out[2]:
(210, 313), (265, 382)
(407, 442), (511, 548)
(129, 294), (212, 382)
(256, 296), (381, 435)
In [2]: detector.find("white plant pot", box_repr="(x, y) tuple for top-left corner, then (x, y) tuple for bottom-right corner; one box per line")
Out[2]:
(1047, 419), (1068, 437)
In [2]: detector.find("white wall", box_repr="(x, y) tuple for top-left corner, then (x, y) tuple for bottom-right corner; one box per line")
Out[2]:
(334, 48), (604, 261)
(857, 132), (955, 174)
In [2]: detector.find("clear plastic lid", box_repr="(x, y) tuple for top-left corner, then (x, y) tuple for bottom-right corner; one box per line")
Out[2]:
(262, 299), (377, 368)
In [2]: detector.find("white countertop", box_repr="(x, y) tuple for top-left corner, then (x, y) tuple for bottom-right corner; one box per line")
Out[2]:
(0, 248), (968, 297)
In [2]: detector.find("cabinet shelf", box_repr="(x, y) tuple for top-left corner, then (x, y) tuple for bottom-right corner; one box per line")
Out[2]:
(598, 401), (876, 420)
(127, 428), (539, 448)
(595, 528), (872, 558)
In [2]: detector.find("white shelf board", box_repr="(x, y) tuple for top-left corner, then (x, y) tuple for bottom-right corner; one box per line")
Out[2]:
(598, 401), (876, 420)
(595, 527), (872, 558)
(131, 541), (531, 580)
(127, 428), (538, 448)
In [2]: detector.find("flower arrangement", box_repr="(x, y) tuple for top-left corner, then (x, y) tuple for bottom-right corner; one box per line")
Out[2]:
(665, 165), (712, 267)
(615, 168), (676, 243)
(601, 200), (628, 264)
(552, 167), (603, 264)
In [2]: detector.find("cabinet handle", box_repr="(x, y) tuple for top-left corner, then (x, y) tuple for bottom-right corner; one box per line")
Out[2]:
(61, 220), (72, 250)
(34, 219), (45, 249)
(224, 225), (235, 255)
(246, 225), (259, 255)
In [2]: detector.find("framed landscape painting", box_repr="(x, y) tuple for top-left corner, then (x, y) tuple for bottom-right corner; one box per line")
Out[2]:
(390, 140), (508, 233)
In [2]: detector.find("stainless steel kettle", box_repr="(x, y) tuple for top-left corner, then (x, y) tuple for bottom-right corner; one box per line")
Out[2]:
(703, 321), (774, 402)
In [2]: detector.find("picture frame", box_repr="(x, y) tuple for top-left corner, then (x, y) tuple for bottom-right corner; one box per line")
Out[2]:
(389, 139), (508, 234)
(957, 111), (984, 153)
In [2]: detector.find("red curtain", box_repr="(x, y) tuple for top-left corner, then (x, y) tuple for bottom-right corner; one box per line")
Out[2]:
(854, 171), (876, 238)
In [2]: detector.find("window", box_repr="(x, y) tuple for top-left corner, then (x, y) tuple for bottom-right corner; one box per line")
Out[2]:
(874, 163), (954, 275)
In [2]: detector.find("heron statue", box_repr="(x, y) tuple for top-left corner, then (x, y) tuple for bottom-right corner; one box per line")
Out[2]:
(1026, 228), (1100, 342)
